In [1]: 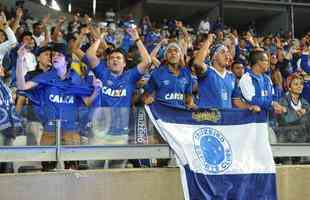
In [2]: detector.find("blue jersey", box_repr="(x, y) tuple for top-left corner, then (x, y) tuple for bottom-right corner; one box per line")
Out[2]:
(145, 66), (193, 108)
(300, 53), (310, 74)
(302, 81), (310, 103)
(237, 71), (274, 110)
(120, 33), (134, 54)
(273, 85), (284, 102)
(197, 67), (236, 108)
(92, 62), (142, 107)
(28, 69), (93, 132)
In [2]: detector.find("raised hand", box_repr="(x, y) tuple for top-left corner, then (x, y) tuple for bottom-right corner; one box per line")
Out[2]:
(100, 28), (108, 38)
(42, 15), (50, 26)
(245, 32), (254, 43)
(207, 33), (216, 44)
(127, 28), (140, 41)
(0, 12), (8, 28)
(17, 44), (28, 59)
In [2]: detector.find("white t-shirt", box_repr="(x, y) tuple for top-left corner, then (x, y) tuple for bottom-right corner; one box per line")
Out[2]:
(23, 52), (37, 75)
(199, 20), (210, 34)
(33, 34), (47, 47)
(0, 27), (17, 65)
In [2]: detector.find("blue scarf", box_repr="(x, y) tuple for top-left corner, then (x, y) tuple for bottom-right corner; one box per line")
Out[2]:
(0, 80), (23, 137)
(18, 69), (94, 124)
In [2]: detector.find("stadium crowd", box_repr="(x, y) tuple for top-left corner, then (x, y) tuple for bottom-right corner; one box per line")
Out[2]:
(0, 2), (310, 171)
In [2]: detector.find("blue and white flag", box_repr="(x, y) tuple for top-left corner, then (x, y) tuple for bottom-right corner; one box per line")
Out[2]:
(145, 103), (277, 200)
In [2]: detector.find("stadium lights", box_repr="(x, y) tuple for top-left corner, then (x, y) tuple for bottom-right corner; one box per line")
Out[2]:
(41, 0), (61, 11)
(51, 0), (61, 11)
(93, 0), (97, 16)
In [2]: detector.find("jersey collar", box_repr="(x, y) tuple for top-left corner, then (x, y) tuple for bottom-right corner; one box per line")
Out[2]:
(210, 66), (227, 79)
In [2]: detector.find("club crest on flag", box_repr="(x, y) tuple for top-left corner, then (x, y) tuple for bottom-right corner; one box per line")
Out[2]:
(193, 127), (232, 174)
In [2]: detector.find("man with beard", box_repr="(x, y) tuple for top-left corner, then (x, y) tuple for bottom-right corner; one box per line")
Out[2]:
(194, 35), (236, 108)
(143, 42), (196, 109)
(233, 50), (286, 113)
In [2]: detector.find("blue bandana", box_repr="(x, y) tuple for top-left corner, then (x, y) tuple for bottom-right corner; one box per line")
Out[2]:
(210, 44), (228, 60)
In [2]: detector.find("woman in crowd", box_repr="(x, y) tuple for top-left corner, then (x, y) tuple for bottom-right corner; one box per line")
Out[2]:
(277, 74), (310, 143)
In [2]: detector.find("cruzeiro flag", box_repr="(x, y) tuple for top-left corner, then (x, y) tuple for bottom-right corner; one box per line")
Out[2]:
(145, 102), (277, 200)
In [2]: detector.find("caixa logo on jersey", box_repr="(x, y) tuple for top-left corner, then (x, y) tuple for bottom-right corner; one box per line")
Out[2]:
(193, 127), (232, 174)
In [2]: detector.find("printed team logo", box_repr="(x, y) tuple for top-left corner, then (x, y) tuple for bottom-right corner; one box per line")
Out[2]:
(193, 127), (232, 174)
(163, 80), (170, 86)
